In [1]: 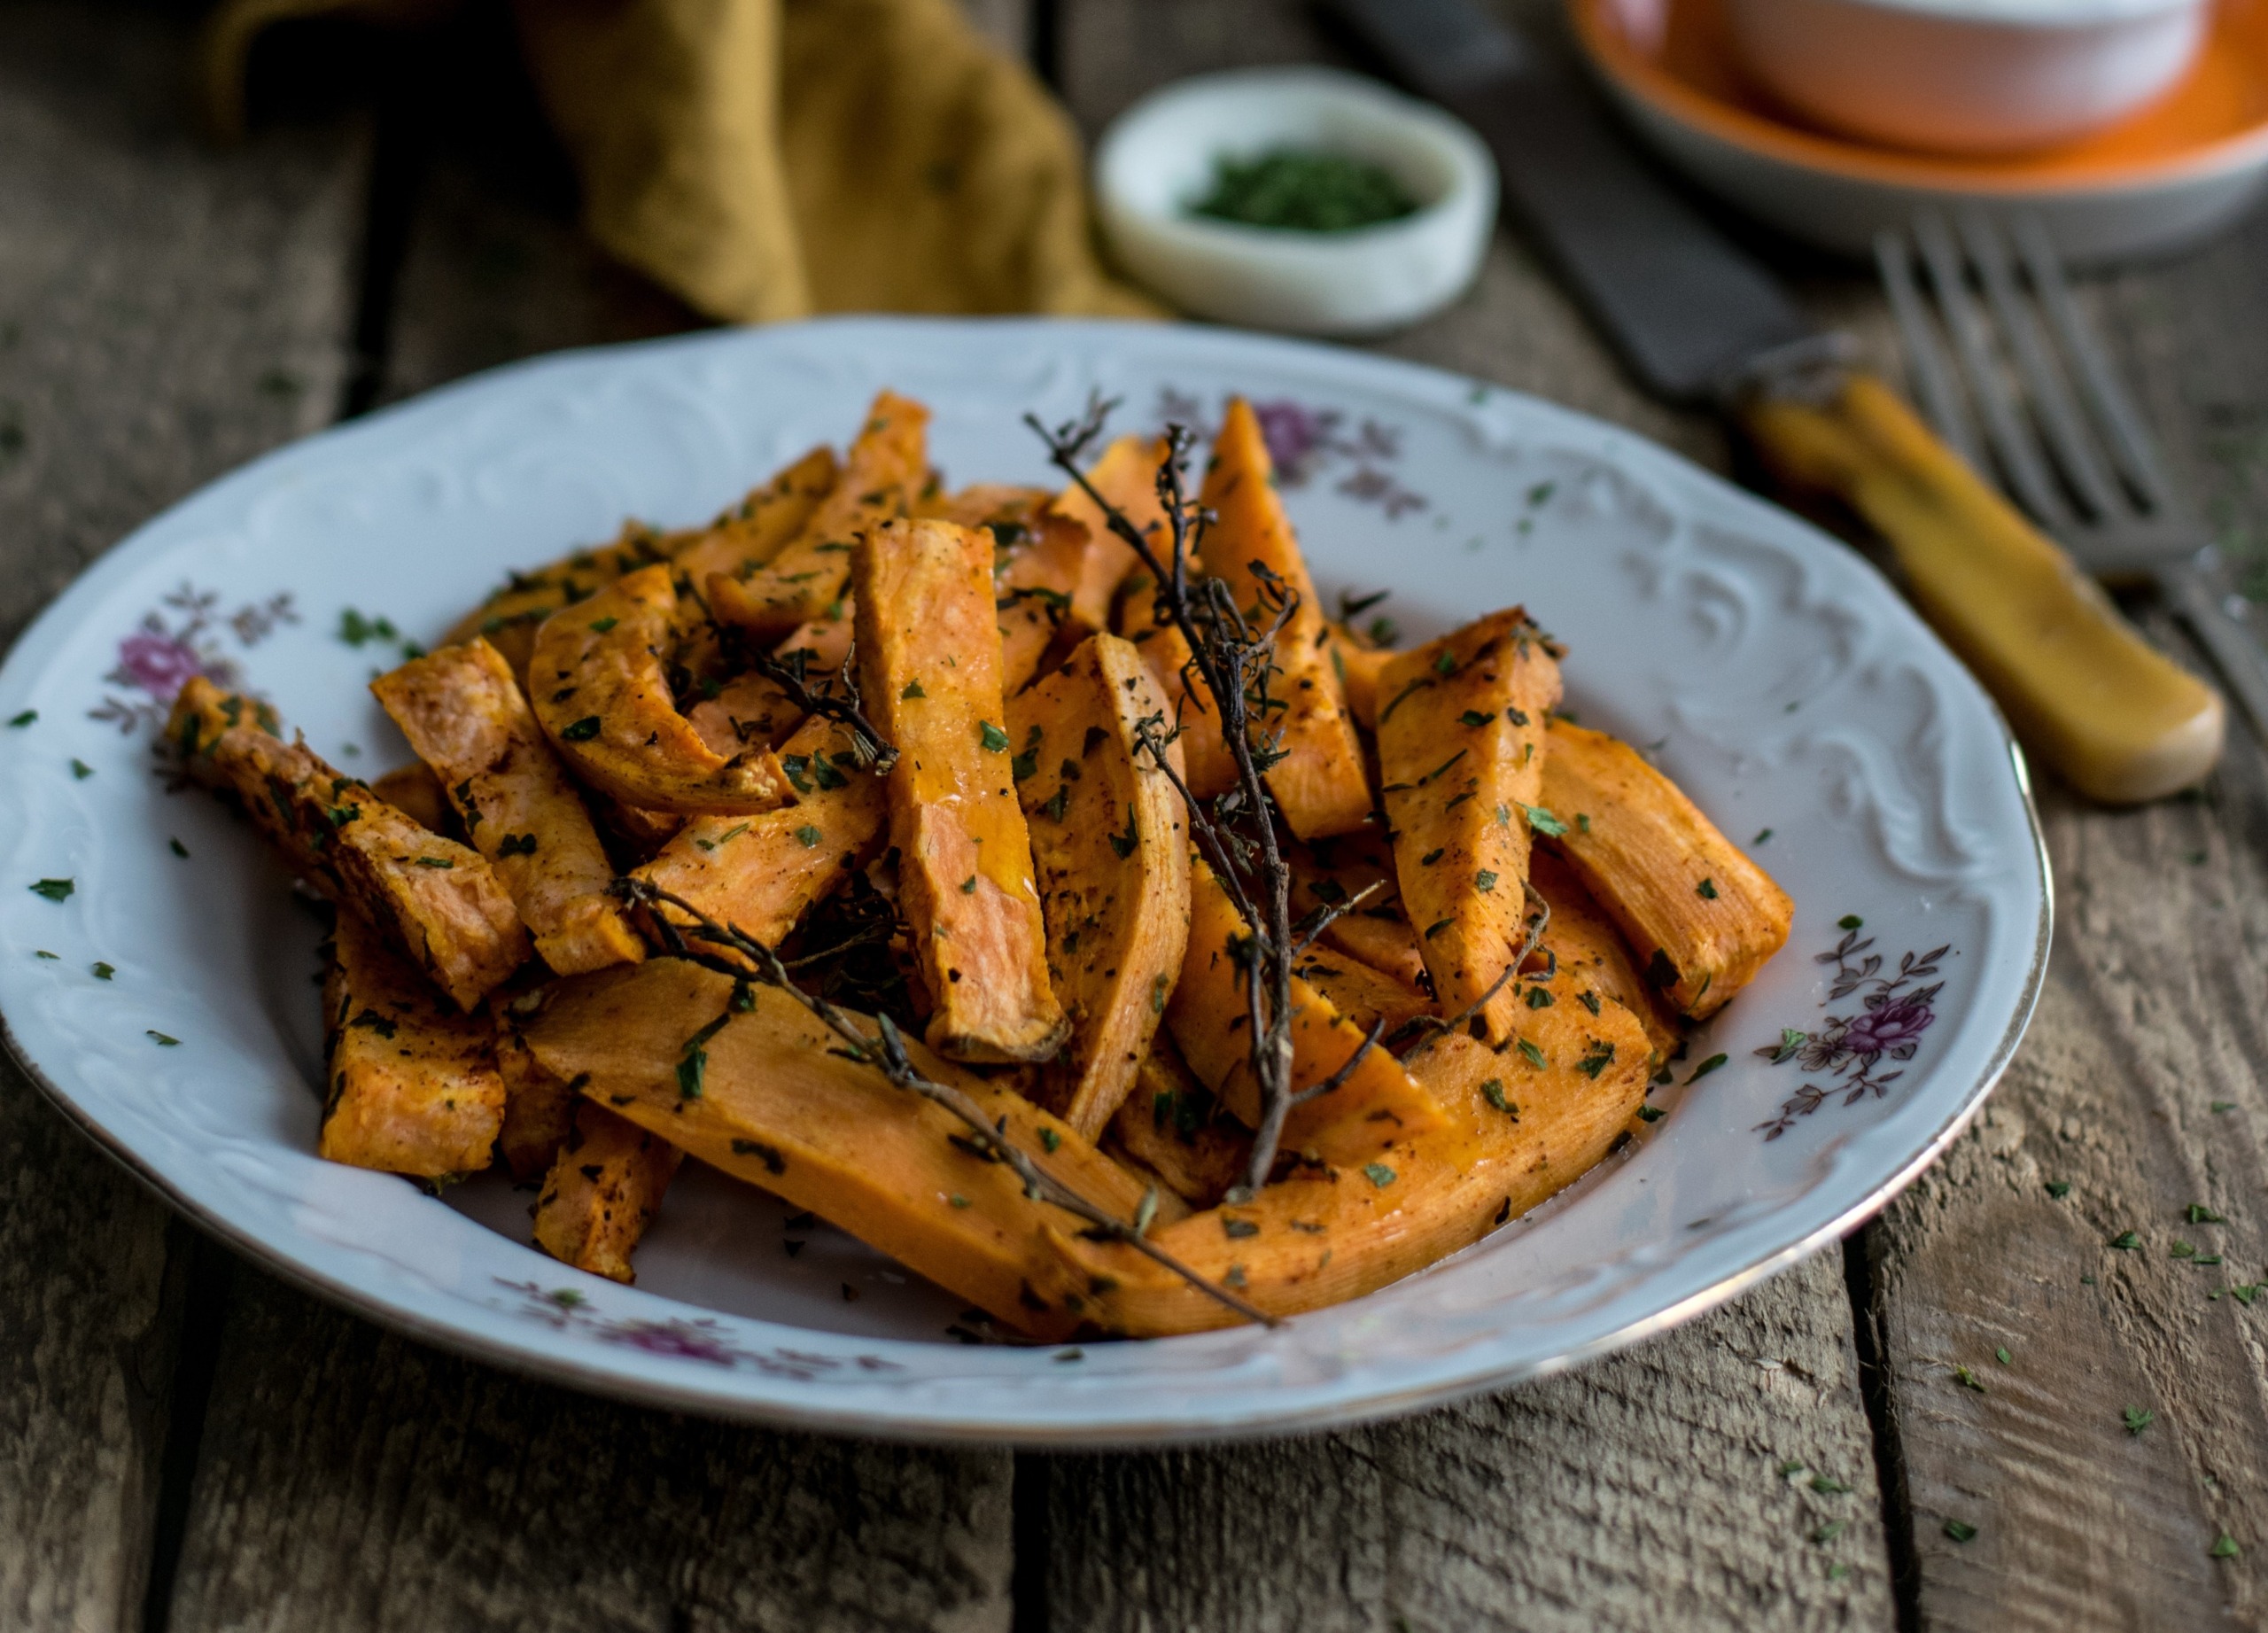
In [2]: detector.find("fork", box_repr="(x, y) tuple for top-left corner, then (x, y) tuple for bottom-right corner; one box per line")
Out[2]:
(1876, 211), (2268, 746)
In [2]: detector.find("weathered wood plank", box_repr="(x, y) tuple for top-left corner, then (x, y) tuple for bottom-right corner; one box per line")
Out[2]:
(1050, 5), (1891, 1626)
(160, 13), (1017, 1629)
(168, 1273), (1013, 1633)
(0, 5), (367, 1628)
(1044, 1252), (1893, 1631)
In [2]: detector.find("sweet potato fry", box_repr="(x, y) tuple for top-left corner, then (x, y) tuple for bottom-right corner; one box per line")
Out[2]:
(1114, 572), (1239, 798)
(685, 609), (856, 757)
(519, 960), (1150, 1340)
(1050, 433), (1172, 634)
(1006, 634), (1191, 1137)
(1168, 859), (1442, 1165)
(1528, 850), (1680, 1061)
(530, 564), (789, 814)
(319, 909), (507, 1177)
(710, 390), (928, 640)
(1049, 980), (1651, 1335)
(1539, 720), (1793, 1019)
(170, 677), (527, 1008)
(670, 445), (838, 589)
(532, 1100), (684, 1284)
(1377, 609), (1564, 1044)
(633, 714), (889, 952)
(1105, 1041), (1249, 1209)
(857, 517), (1067, 1063)
(370, 763), (455, 837)
(1198, 397), (1372, 839)
(374, 639), (644, 976)
(492, 981), (580, 1182)
(442, 521), (684, 679)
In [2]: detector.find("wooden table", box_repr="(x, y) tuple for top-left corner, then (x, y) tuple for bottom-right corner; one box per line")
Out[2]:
(6, 3), (2267, 1627)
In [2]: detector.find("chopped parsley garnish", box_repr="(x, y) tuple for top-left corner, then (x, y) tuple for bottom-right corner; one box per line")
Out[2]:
(91, 961), (114, 980)
(1944, 1519), (1977, 1544)
(415, 856), (454, 868)
(2123, 1406), (2155, 1436)
(1516, 1038), (1547, 1069)
(7, 710), (35, 727)
(901, 680), (927, 699)
(1753, 828), (1773, 844)
(1837, 914), (1863, 930)
(2187, 1202), (2227, 1224)
(169, 837), (190, 858)
(70, 759), (92, 780)
(1108, 805), (1139, 859)
(2045, 1180), (2071, 1198)
(1687, 1052), (1728, 1085)
(978, 720), (1011, 752)
(1362, 1163), (1397, 1188)
(1223, 1217), (1260, 1239)
(148, 1030), (180, 1046)
(559, 715), (602, 742)
(588, 616), (618, 633)
(2108, 1231), (2140, 1250)
(1518, 803), (1568, 836)
(1458, 710), (1492, 727)
(1696, 877), (1718, 899)
(796, 825), (823, 848)
(1475, 868), (1499, 892)
(28, 878), (74, 903)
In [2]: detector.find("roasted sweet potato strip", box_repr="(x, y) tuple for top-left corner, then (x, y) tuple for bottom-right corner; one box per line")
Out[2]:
(442, 520), (683, 678)
(1051, 433), (1172, 634)
(1006, 634), (1191, 1137)
(685, 609), (856, 756)
(670, 445), (837, 589)
(1168, 858), (1442, 1164)
(530, 564), (789, 814)
(532, 1100), (684, 1284)
(170, 677), (527, 1008)
(1115, 567), (1239, 799)
(1105, 1040), (1249, 1209)
(493, 980), (580, 1182)
(1528, 850), (1681, 1061)
(374, 639), (643, 976)
(1378, 609), (1564, 1044)
(710, 390), (928, 640)
(1198, 396), (1372, 839)
(1049, 984), (1651, 1334)
(370, 763), (456, 837)
(633, 715), (889, 953)
(857, 517), (1067, 1064)
(1539, 720), (1792, 1019)
(519, 960), (1149, 1340)
(320, 909), (507, 1177)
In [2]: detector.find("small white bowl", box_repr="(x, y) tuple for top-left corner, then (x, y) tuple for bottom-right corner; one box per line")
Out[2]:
(1093, 67), (1497, 337)
(1725, 0), (2210, 156)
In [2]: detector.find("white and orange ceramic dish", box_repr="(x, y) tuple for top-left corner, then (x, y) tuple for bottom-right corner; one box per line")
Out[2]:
(1573, 0), (2268, 259)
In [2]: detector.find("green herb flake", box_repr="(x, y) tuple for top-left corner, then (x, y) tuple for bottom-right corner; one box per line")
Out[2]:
(1837, 914), (1863, 930)
(1517, 1038), (1547, 1069)
(1810, 1474), (1850, 1495)
(1812, 1520), (1845, 1546)
(1223, 1217), (1260, 1239)
(91, 961), (114, 980)
(796, 824), (823, 848)
(1687, 1052), (1728, 1085)
(1424, 917), (1455, 940)
(2213, 1101), (2238, 1113)
(1475, 868), (1499, 893)
(1576, 1042), (1616, 1078)
(169, 837), (190, 859)
(588, 616), (618, 633)
(1039, 1126), (1060, 1154)
(949, 1194), (971, 1209)
(1458, 710), (1493, 727)
(1696, 877), (1719, 899)
(1953, 1365), (1986, 1393)
(148, 1030), (180, 1046)
(2109, 1231), (2140, 1250)
(2213, 1535), (2241, 1559)
(1636, 1104), (1666, 1123)
(2046, 1180), (2071, 1198)
(559, 715), (602, 742)
(1433, 649), (1457, 676)
(69, 758), (92, 781)
(960, 875), (979, 894)
(35, 950), (58, 960)
(1945, 1519), (1978, 1544)
(978, 720), (1011, 752)
(1108, 805), (1139, 859)
(7, 710), (35, 727)
(1995, 1346), (2012, 1365)
(2123, 1406), (2155, 1435)
(1753, 828), (1773, 844)
(1480, 1078), (1515, 1116)
(28, 878), (74, 903)
(1526, 985), (1553, 1009)
(1362, 1163), (1397, 1189)
(415, 856), (454, 868)
(1518, 803), (1569, 837)
(2187, 1203), (2227, 1224)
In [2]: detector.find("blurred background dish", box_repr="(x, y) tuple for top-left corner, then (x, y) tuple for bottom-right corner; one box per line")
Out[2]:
(1724, 0), (2208, 156)
(1092, 66), (1497, 334)
(1572, 0), (2268, 260)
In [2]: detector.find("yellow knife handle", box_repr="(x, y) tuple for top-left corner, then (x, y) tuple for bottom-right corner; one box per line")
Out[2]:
(1742, 372), (2224, 805)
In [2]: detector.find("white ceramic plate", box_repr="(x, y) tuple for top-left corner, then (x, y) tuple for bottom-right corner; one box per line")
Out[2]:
(0, 318), (2047, 1444)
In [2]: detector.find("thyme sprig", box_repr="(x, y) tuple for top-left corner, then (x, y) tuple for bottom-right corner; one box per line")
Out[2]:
(749, 644), (898, 773)
(1029, 397), (1305, 1200)
(615, 876), (1276, 1328)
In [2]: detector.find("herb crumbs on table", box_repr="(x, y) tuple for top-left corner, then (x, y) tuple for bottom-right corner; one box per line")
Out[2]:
(169, 837), (189, 858)
(1953, 1365), (1986, 1393)
(2213, 1535), (2241, 1559)
(2109, 1231), (2140, 1250)
(2187, 1202), (2227, 1224)
(1945, 1519), (1978, 1544)
(2046, 1180), (2071, 1197)
(1996, 1346), (2012, 1365)
(2124, 1406), (2155, 1435)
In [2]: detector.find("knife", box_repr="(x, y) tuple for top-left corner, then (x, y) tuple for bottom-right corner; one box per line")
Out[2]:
(1324, 0), (2225, 804)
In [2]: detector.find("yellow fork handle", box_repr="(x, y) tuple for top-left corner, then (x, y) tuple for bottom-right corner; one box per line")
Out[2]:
(1743, 371), (2224, 805)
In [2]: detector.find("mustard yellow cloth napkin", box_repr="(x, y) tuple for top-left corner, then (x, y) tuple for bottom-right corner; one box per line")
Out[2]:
(203, 0), (1158, 323)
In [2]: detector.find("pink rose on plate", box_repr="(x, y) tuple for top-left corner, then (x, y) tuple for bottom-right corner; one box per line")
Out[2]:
(114, 630), (208, 700)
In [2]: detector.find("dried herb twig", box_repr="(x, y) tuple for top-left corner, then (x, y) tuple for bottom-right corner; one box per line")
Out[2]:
(1029, 398), (1305, 1199)
(750, 645), (898, 773)
(616, 876), (1277, 1327)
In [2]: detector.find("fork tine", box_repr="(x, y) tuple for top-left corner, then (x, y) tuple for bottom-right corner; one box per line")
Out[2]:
(1874, 229), (1979, 467)
(1912, 212), (2075, 530)
(1955, 210), (2125, 522)
(2011, 214), (2174, 511)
